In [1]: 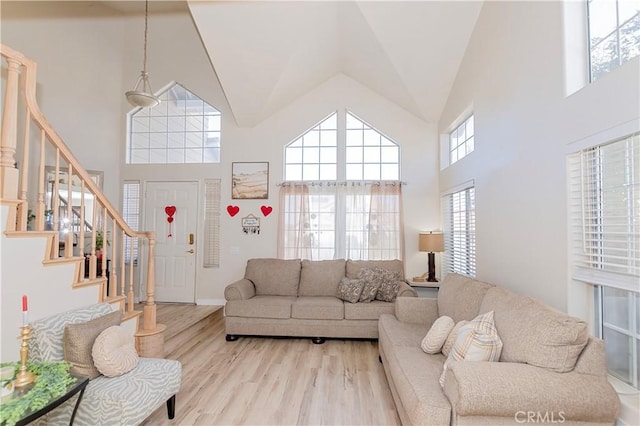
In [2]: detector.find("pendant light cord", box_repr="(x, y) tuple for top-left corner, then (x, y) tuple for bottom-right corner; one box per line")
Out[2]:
(142, 0), (149, 74)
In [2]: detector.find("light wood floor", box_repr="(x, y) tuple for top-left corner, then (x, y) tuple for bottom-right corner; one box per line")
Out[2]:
(141, 304), (400, 426)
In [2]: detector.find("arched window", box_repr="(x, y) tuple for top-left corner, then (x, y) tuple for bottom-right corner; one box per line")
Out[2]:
(279, 110), (404, 261)
(127, 83), (221, 164)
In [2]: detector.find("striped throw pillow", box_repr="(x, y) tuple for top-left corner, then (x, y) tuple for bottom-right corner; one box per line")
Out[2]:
(439, 310), (502, 387)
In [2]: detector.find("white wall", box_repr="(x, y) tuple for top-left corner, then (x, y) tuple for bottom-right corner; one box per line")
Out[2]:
(439, 1), (640, 312)
(1, 2), (126, 204)
(2, 6), (439, 304)
(121, 12), (438, 302)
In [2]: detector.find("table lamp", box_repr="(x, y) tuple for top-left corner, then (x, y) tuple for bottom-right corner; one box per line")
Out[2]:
(419, 232), (444, 282)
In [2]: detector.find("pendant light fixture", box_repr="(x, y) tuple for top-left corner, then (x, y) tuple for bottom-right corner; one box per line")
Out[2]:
(125, 0), (160, 108)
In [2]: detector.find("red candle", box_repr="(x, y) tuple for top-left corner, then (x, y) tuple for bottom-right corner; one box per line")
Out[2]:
(22, 295), (27, 312)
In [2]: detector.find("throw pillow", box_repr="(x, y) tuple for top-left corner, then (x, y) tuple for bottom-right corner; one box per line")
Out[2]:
(375, 269), (403, 302)
(439, 311), (502, 387)
(421, 316), (455, 354)
(336, 278), (366, 303)
(63, 310), (122, 379)
(357, 268), (385, 302)
(92, 326), (139, 378)
(442, 320), (469, 357)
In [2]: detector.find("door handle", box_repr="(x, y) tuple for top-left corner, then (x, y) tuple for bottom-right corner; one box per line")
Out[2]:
(188, 233), (194, 245)
(186, 249), (195, 254)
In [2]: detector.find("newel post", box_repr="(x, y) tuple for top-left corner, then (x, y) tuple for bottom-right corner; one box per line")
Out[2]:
(0, 57), (21, 199)
(137, 231), (167, 358)
(143, 232), (157, 330)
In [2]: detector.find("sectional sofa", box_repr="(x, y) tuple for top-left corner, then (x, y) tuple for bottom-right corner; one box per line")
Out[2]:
(378, 273), (620, 425)
(224, 258), (417, 343)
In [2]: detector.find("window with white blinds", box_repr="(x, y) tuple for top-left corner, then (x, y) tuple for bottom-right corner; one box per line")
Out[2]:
(122, 182), (140, 265)
(569, 132), (639, 390)
(203, 179), (221, 267)
(442, 185), (476, 277)
(569, 133), (640, 287)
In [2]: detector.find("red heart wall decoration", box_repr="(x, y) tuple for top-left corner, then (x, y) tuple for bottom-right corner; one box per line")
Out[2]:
(165, 206), (176, 217)
(227, 205), (240, 217)
(261, 205), (273, 217)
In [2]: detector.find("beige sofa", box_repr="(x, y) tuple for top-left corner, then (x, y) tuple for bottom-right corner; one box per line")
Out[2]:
(224, 258), (417, 343)
(378, 273), (620, 426)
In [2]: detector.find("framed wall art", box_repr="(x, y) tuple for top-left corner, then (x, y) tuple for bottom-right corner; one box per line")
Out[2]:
(232, 162), (269, 199)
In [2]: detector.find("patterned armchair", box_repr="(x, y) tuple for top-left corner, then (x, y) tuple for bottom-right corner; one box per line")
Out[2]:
(29, 303), (181, 426)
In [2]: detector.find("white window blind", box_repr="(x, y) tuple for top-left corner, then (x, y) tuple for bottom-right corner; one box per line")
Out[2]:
(569, 133), (639, 390)
(122, 182), (140, 265)
(203, 179), (221, 267)
(569, 133), (640, 291)
(442, 185), (476, 277)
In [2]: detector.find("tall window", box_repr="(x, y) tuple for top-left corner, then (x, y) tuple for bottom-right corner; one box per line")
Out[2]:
(569, 133), (639, 389)
(127, 83), (221, 164)
(442, 185), (476, 277)
(449, 115), (474, 165)
(122, 182), (140, 265)
(588, 0), (640, 82)
(280, 110), (403, 261)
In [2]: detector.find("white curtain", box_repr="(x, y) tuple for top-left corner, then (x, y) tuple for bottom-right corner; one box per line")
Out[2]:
(278, 181), (404, 261)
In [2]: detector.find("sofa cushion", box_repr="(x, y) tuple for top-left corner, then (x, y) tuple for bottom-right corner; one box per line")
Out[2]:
(336, 277), (365, 303)
(346, 259), (405, 280)
(440, 311), (502, 386)
(379, 314), (429, 348)
(344, 300), (394, 320)
(245, 258), (301, 296)
(421, 316), (454, 354)
(291, 297), (344, 320)
(298, 259), (346, 297)
(437, 274), (493, 322)
(375, 270), (403, 302)
(357, 268), (384, 302)
(480, 286), (589, 373)
(442, 320), (469, 358)
(225, 296), (295, 319)
(63, 310), (123, 379)
(92, 326), (139, 378)
(30, 303), (115, 363)
(76, 358), (181, 426)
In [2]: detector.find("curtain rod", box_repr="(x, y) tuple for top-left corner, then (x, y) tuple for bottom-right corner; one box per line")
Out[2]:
(277, 180), (407, 187)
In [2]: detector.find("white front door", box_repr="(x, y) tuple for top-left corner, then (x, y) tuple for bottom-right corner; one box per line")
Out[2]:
(144, 181), (198, 303)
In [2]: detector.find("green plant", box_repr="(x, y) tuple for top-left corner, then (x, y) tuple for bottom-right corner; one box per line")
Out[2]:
(0, 361), (74, 426)
(26, 209), (36, 224)
(95, 231), (110, 251)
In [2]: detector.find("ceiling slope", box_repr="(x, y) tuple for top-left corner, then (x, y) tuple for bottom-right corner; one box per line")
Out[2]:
(188, 1), (483, 127)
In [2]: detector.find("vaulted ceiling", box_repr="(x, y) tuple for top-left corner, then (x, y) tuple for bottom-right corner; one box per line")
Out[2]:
(102, 1), (483, 127)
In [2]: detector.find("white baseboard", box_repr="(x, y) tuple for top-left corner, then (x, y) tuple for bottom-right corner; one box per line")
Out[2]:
(196, 298), (225, 306)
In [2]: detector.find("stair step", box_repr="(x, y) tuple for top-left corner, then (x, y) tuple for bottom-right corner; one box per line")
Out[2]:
(42, 256), (83, 266)
(5, 230), (56, 239)
(123, 310), (142, 322)
(73, 277), (107, 289)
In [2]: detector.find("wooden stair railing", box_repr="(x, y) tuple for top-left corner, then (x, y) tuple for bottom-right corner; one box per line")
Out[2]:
(0, 43), (165, 357)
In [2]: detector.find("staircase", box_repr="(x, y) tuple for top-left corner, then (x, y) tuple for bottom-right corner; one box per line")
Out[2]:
(0, 44), (165, 361)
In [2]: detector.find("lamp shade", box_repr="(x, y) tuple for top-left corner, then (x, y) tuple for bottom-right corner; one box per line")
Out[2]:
(419, 232), (444, 252)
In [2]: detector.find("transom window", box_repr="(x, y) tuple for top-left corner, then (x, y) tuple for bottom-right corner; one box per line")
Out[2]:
(127, 83), (221, 164)
(588, 0), (640, 82)
(449, 115), (474, 165)
(284, 113), (337, 181)
(346, 112), (399, 180)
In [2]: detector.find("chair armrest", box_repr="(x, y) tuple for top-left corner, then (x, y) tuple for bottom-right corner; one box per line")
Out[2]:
(394, 297), (438, 325)
(397, 281), (418, 297)
(443, 361), (620, 422)
(224, 279), (256, 301)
